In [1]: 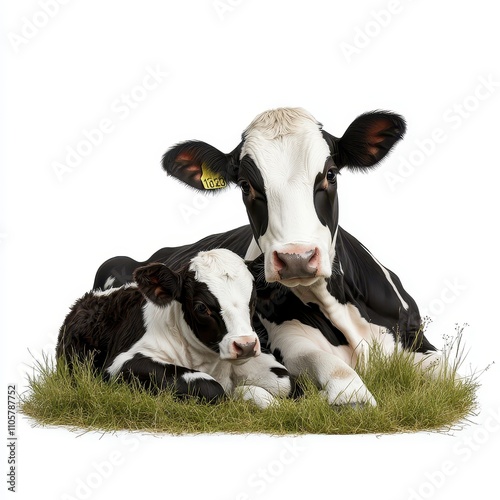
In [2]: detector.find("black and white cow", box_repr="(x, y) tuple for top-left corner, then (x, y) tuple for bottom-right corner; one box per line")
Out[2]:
(94, 108), (438, 406)
(58, 249), (292, 408)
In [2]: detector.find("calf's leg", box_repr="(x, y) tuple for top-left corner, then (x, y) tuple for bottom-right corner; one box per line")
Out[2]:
(232, 353), (292, 409)
(112, 353), (225, 403)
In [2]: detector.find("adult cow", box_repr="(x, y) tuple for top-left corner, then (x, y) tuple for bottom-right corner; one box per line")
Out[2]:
(94, 108), (438, 406)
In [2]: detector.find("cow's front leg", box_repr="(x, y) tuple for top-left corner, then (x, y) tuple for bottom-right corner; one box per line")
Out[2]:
(262, 319), (377, 407)
(232, 353), (292, 409)
(108, 353), (225, 403)
(294, 282), (385, 369)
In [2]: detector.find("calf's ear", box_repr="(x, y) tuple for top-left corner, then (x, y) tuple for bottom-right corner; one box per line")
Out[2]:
(323, 111), (406, 171)
(162, 140), (242, 191)
(133, 263), (182, 306)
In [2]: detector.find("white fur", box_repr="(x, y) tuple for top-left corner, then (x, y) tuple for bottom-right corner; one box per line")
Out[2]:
(180, 371), (217, 383)
(93, 283), (137, 297)
(232, 386), (277, 409)
(103, 276), (115, 289)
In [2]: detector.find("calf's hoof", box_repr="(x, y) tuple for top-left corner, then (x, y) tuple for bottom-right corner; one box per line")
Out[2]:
(177, 372), (226, 404)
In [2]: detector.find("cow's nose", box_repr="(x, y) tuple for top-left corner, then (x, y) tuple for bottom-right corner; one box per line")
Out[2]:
(274, 249), (319, 279)
(232, 339), (258, 359)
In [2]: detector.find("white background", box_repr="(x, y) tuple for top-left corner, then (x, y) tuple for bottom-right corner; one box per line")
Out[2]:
(1, 1), (499, 499)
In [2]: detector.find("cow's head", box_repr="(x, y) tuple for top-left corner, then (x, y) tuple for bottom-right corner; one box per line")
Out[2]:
(133, 249), (260, 361)
(163, 108), (405, 287)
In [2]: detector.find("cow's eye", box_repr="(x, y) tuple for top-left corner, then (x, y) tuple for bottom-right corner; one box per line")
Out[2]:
(326, 169), (337, 183)
(238, 180), (251, 196)
(194, 302), (210, 315)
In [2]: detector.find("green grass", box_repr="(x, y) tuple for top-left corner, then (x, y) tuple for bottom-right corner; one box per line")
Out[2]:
(21, 329), (479, 435)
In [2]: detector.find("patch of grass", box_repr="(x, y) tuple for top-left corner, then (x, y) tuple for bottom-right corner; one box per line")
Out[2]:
(21, 330), (480, 435)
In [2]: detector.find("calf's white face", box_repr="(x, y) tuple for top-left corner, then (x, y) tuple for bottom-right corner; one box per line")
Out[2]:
(163, 107), (406, 286)
(189, 249), (260, 360)
(134, 249), (260, 361)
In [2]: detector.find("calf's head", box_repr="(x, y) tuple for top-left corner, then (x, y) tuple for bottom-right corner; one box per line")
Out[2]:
(133, 249), (260, 360)
(163, 108), (406, 287)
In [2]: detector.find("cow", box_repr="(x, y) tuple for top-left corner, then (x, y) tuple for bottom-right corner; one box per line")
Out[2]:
(57, 249), (292, 408)
(93, 107), (439, 407)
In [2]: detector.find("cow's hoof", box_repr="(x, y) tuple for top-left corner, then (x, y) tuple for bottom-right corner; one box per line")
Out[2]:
(320, 378), (377, 407)
(354, 340), (370, 370)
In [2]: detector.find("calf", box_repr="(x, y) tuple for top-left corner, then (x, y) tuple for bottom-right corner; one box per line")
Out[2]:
(57, 249), (291, 408)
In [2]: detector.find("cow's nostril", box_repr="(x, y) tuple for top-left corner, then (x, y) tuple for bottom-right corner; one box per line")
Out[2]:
(273, 251), (287, 272)
(308, 248), (320, 268)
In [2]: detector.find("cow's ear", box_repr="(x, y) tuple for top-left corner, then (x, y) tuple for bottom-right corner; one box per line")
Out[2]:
(325, 111), (406, 171)
(134, 263), (182, 307)
(162, 140), (242, 191)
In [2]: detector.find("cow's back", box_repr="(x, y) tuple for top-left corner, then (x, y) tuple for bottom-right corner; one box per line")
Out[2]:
(335, 226), (427, 346)
(93, 225), (254, 290)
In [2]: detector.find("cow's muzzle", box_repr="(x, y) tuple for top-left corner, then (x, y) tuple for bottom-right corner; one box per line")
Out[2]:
(273, 247), (319, 280)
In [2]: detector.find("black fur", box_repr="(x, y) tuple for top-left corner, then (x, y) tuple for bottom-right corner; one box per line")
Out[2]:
(237, 155), (269, 239)
(56, 286), (146, 372)
(322, 111), (406, 170)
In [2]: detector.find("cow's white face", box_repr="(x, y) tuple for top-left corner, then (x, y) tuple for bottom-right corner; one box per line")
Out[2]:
(163, 107), (406, 287)
(239, 109), (336, 286)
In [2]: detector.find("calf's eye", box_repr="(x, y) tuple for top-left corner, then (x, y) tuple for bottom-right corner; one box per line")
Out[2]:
(194, 302), (210, 315)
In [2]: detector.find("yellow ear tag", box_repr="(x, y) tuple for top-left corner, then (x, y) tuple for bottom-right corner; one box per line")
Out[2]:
(200, 163), (227, 190)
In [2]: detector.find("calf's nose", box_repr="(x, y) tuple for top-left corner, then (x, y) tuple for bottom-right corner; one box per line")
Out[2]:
(274, 248), (319, 280)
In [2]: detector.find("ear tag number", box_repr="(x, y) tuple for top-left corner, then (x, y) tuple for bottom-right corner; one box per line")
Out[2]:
(200, 164), (227, 190)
